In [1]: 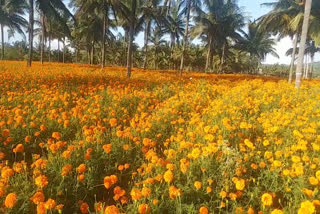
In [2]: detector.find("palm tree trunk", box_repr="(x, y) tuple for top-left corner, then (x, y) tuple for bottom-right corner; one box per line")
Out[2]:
(58, 39), (60, 62)
(87, 47), (91, 64)
(48, 33), (51, 62)
(205, 38), (212, 72)
(288, 33), (298, 83)
(101, 15), (106, 68)
(63, 38), (65, 63)
(219, 43), (226, 73)
(143, 20), (151, 70)
(91, 41), (94, 65)
(40, 13), (45, 65)
(127, 0), (137, 78)
(1, 24), (4, 60)
(27, 0), (34, 67)
(310, 54), (314, 79)
(179, 0), (191, 76)
(295, 0), (312, 89)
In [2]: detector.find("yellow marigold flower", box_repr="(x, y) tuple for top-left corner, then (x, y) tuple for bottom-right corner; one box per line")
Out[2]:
(261, 193), (273, 207)
(271, 209), (283, 214)
(199, 206), (209, 214)
(298, 200), (315, 214)
(309, 177), (319, 186)
(164, 170), (174, 183)
(316, 171), (320, 180)
(5, 193), (17, 208)
(138, 203), (150, 214)
(104, 205), (119, 214)
(236, 179), (245, 191)
(194, 181), (202, 190)
(244, 139), (255, 150)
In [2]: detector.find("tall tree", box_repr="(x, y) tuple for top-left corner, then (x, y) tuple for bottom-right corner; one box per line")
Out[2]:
(295, 0), (312, 89)
(27, 0), (73, 66)
(0, 0), (27, 60)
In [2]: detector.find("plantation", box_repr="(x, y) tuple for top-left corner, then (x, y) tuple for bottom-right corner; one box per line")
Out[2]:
(0, 61), (319, 213)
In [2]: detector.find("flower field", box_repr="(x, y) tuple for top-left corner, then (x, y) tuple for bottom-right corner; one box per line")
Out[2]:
(0, 61), (320, 214)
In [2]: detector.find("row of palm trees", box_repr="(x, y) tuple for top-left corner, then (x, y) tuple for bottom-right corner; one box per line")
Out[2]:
(0, 0), (319, 87)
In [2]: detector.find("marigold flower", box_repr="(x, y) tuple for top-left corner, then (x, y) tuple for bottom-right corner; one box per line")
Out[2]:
(138, 203), (150, 214)
(5, 193), (17, 208)
(163, 170), (174, 183)
(261, 193), (273, 207)
(104, 175), (118, 189)
(104, 205), (119, 214)
(30, 190), (45, 204)
(194, 181), (202, 190)
(109, 118), (117, 127)
(130, 188), (142, 201)
(199, 206), (209, 214)
(271, 209), (283, 214)
(169, 186), (182, 199)
(236, 179), (245, 191)
(45, 198), (56, 209)
(80, 202), (89, 214)
(77, 164), (86, 174)
(37, 202), (46, 214)
(35, 175), (48, 188)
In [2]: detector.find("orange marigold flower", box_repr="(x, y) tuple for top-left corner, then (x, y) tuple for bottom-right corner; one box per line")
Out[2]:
(30, 190), (45, 204)
(45, 198), (56, 210)
(35, 175), (48, 188)
(80, 202), (89, 214)
(61, 164), (72, 177)
(52, 132), (61, 140)
(169, 186), (182, 199)
(138, 203), (150, 214)
(37, 202), (46, 214)
(104, 205), (119, 214)
(131, 188), (142, 201)
(199, 206), (209, 214)
(5, 193), (17, 208)
(113, 186), (126, 201)
(13, 144), (24, 153)
(103, 144), (112, 154)
(77, 164), (86, 174)
(104, 175), (118, 189)
(109, 118), (117, 127)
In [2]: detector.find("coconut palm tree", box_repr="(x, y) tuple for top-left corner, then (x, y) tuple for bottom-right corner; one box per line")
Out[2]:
(27, 0), (73, 66)
(179, 0), (201, 76)
(0, 0), (27, 60)
(295, 0), (312, 89)
(140, 0), (163, 70)
(237, 22), (279, 62)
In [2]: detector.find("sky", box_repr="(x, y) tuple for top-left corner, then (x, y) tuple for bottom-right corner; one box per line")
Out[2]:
(2, 0), (319, 65)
